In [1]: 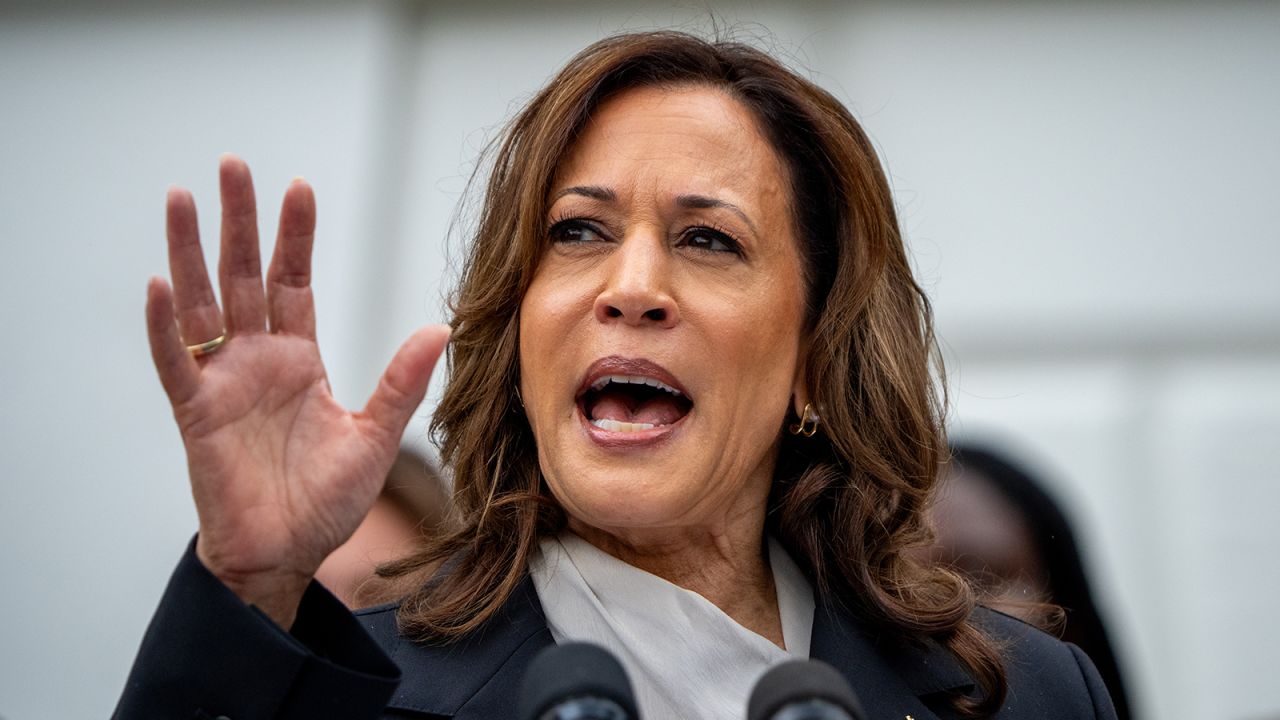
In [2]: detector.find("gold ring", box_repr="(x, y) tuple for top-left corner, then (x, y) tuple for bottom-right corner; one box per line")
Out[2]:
(186, 333), (227, 358)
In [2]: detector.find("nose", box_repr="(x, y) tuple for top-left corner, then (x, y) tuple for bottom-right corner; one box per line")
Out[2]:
(593, 234), (680, 329)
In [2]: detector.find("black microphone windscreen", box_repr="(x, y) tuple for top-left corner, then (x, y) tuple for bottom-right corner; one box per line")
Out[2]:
(748, 659), (866, 720)
(518, 642), (639, 720)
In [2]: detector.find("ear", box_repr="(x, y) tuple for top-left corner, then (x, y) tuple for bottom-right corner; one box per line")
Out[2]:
(791, 359), (811, 420)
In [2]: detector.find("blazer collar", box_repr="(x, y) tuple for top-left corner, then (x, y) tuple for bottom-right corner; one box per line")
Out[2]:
(811, 594), (974, 720)
(383, 574), (973, 719)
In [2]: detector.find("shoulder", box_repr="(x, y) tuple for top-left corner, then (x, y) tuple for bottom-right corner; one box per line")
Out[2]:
(971, 607), (1118, 720)
(353, 600), (404, 653)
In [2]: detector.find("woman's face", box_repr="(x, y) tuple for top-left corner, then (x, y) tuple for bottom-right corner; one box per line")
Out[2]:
(518, 84), (808, 541)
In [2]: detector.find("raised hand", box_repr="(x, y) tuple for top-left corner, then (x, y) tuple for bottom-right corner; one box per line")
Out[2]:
(145, 155), (449, 627)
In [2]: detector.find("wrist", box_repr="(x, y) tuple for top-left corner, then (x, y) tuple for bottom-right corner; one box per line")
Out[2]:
(195, 538), (313, 630)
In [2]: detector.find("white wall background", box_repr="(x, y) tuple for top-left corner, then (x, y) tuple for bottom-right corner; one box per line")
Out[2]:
(1, 2), (1276, 719)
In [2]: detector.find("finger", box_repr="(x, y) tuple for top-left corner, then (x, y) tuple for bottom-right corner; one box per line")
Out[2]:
(218, 154), (267, 335)
(266, 178), (317, 339)
(166, 187), (223, 345)
(146, 277), (201, 406)
(361, 325), (452, 442)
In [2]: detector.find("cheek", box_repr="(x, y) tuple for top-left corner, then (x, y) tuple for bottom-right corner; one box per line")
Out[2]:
(521, 259), (597, 339)
(518, 267), (592, 411)
(714, 275), (805, 382)
(517, 282), (551, 429)
(691, 290), (804, 459)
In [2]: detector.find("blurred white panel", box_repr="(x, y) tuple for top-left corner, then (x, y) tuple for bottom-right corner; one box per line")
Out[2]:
(811, 3), (1280, 347)
(0, 4), (397, 718)
(1147, 360), (1280, 720)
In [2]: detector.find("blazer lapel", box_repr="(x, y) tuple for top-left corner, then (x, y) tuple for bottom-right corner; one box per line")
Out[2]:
(383, 576), (554, 719)
(810, 596), (973, 720)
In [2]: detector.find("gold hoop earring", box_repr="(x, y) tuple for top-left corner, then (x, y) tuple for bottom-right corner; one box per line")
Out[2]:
(788, 402), (819, 437)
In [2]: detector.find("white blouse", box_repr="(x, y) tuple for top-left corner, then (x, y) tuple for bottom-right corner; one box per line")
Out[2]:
(529, 531), (815, 720)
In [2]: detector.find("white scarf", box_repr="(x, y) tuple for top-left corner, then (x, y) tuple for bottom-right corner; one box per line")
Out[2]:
(529, 531), (815, 720)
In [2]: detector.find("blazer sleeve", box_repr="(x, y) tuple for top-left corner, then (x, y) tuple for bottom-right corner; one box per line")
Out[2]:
(111, 539), (401, 720)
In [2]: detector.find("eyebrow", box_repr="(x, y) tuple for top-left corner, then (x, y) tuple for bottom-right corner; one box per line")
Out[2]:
(550, 186), (757, 234)
(551, 185), (616, 203)
(676, 194), (757, 234)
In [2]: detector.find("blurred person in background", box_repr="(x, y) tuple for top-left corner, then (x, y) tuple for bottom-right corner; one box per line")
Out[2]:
(315, 448), (449, 608)
(922, 443), (1134, 720)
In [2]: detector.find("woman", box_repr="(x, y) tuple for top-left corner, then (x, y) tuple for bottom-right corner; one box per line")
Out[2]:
(116, 32), (1115, 720)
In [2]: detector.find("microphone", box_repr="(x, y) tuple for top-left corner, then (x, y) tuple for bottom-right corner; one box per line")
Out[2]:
(519, 642), (640, 720)
(747, 659), (866, 720)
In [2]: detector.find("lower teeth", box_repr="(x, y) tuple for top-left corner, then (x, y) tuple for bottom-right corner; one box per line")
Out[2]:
(591, 418), (656, 432)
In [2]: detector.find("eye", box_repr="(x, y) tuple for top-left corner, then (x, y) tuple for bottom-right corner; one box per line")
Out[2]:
(548, 218), (608, 244)
(679, 227), (742, 255)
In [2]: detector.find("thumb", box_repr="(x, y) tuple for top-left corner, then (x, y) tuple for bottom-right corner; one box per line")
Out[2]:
(361, 324), (451, 441)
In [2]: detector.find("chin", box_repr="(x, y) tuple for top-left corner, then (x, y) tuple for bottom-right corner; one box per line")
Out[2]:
(548, 463), (697, 531)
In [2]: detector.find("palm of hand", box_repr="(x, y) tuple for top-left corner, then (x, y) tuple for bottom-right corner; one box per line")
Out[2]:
(178, 333), (388, 582)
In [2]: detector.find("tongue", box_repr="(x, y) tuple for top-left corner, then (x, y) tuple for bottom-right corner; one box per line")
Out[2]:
(591, 392), (685, 426)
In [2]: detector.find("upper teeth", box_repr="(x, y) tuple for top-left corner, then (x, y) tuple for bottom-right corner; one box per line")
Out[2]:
(590, 374), (682, 396)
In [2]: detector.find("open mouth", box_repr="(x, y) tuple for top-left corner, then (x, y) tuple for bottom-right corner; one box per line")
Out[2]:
(578, 373), (694, 433)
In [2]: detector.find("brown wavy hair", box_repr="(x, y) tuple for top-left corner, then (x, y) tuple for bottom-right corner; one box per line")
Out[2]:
(380, 30), (1006, 717)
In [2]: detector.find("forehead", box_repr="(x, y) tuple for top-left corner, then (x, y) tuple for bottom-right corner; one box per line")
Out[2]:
(551, 84), (790, 208)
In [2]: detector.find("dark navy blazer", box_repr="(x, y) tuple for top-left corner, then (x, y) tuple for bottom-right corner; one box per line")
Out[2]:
(113, 542), (1116, 720)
